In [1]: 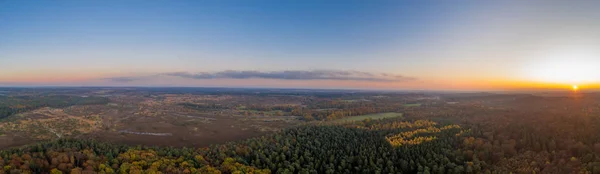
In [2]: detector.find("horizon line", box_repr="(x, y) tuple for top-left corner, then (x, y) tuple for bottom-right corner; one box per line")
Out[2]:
(0, 85), (591, 94)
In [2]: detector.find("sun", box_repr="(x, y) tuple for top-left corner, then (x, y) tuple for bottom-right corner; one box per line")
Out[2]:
(572, 85), (578, 91)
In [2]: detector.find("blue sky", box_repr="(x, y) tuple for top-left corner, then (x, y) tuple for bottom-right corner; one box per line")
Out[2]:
(1, 1), (600, 90)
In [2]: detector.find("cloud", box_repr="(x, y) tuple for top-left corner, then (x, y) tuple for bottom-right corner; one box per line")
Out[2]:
(162, 70), (415, 82)
(104, 77), (139, 83)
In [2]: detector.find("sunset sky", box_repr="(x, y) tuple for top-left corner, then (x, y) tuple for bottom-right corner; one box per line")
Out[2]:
(2, 1), (600, 90)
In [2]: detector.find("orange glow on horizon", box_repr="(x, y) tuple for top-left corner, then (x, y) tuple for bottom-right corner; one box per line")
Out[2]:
(440, 78), (600, 91)
(1, 73), (600, 91)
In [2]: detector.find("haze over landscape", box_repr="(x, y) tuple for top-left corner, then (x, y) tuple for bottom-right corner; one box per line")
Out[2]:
(3, 1), (600, 90)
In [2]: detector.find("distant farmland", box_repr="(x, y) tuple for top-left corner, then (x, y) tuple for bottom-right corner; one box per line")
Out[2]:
(333, 112), (403, 123)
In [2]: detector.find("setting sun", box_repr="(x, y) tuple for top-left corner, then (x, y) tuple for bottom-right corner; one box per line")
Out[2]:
(572, 85), (579, 91)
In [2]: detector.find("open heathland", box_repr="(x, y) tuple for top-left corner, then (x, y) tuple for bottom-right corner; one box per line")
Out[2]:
(2, 88), (600, 173)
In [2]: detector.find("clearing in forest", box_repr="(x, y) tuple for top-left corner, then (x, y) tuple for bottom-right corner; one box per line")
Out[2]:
(333, 112), (403, 123)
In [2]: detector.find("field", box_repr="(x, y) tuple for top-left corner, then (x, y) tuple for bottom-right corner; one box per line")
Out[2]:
(0, 88), (437, 149)
(0, 88), (309, 148)
(403, 103), (422, 107)
(333, 112), (403, 123)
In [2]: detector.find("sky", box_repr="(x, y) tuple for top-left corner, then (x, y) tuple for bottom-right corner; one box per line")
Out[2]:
(1, 0), (600, 90)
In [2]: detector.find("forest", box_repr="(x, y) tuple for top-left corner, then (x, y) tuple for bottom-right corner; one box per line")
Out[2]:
(0, 118), (469, 174)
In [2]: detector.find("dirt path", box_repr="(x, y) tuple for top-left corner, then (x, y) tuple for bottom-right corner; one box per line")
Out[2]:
(42, 124), (62, 138)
